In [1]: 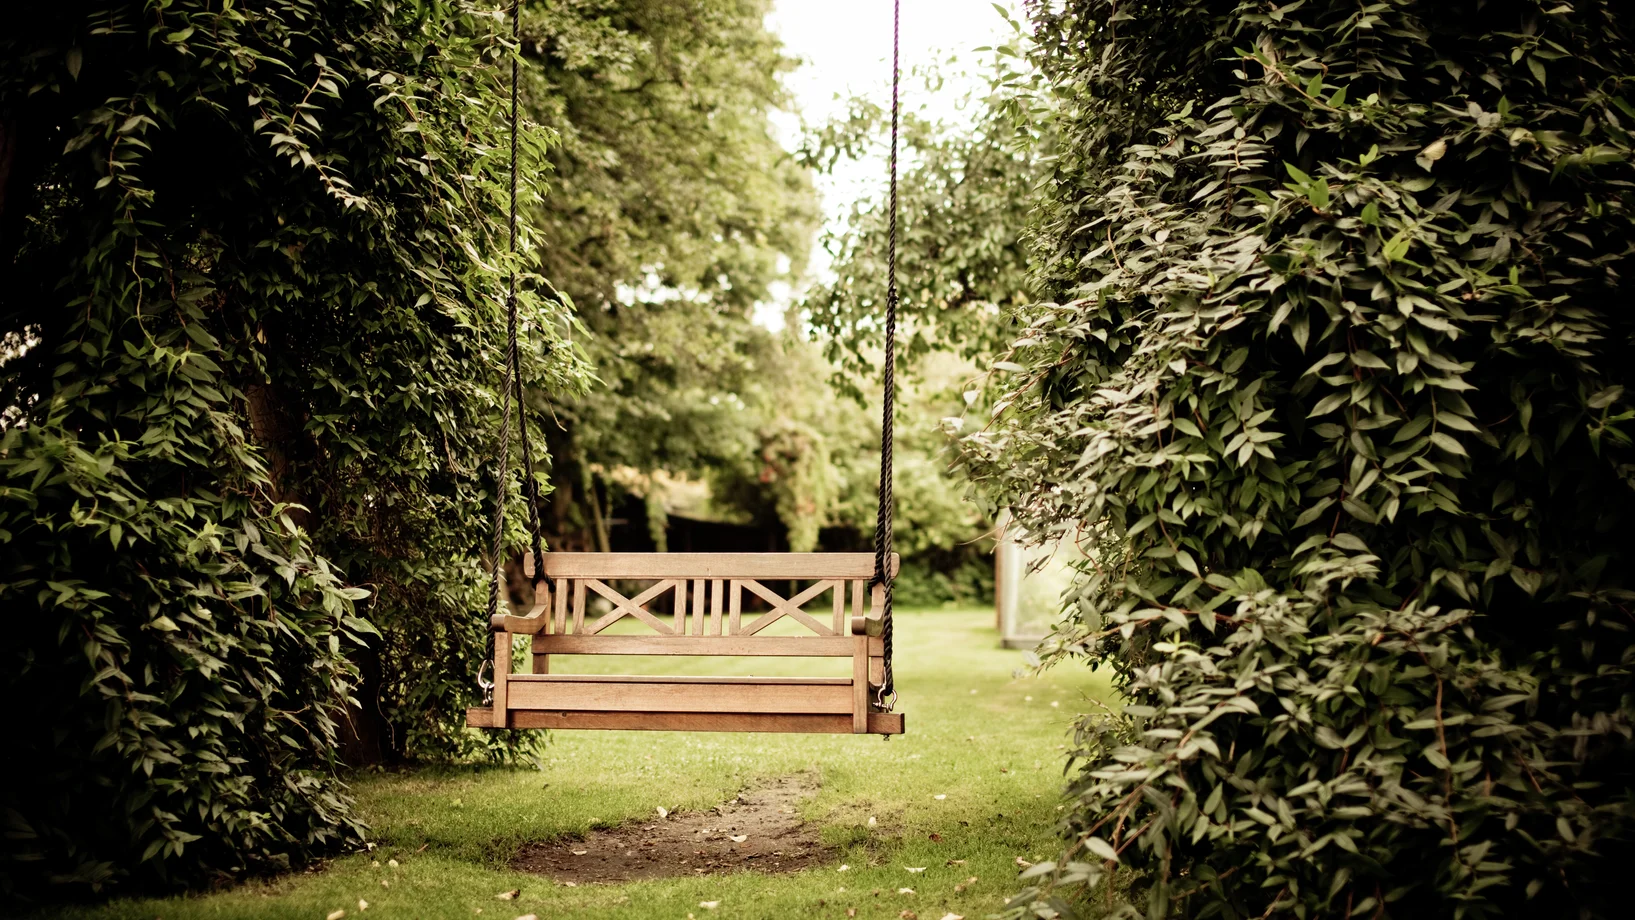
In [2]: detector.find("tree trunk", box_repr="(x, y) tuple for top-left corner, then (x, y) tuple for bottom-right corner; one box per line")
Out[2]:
(245, 379), (313, 531)
(245, 375), (390, 765)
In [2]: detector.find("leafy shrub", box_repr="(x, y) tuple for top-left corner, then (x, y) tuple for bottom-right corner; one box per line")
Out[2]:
(961, 1), (1635, 916)
(1, 0), (573, 895)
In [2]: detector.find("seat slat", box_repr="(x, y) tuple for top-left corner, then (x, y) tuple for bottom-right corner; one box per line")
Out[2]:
(468, 707), (905, 734)
(507, 678), (852, 714)
(529, 635), (881, 657)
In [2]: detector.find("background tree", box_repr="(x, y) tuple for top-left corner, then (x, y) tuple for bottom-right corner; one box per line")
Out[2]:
(800, 49), (1044, 603)
(959, 1), (1635, 916)
(800, 42), (1045, 389)
(0, 0), (577, 894)
(515, 0), (822, 549)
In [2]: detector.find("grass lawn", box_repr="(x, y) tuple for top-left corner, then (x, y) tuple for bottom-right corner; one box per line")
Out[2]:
(38, 608), (1113, 920)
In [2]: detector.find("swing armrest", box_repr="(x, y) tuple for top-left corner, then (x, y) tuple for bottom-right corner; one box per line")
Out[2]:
(491, 609), (548, 634)
(849, 580), (889, 635)
(490, 582), (551, 634)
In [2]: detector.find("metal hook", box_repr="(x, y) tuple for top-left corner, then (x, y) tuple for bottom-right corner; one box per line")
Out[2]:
(476, 659), (494, 706)
(873, 686), (897, 712)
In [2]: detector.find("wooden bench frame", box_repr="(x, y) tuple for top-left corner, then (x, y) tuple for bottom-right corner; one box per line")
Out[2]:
(465, 553), (905, 735)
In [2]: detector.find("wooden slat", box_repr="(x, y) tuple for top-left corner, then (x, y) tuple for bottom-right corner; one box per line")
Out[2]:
(572, 580), (586, 634)
(729, 580), (742, 635)
(468, 707), (905, 735)
(491, 636), (510, 728)
(507, 678), (852, 714)
(530, 635), (880, 657)
(739, 579), (837, 636)
(852, 636), (868, 733)
(584, 578), (676, 635)
(832, 582), (844, 634)
(538, 553), (899, 580)
(696, 578), (709, 637)
(852, 579), (864, 620)
(553, 578), (567, 635)
(509, 674), (850, 685)
(710, 579), (723, 636)
(870, 656), (884, 687)
(676, 581), (689, 635)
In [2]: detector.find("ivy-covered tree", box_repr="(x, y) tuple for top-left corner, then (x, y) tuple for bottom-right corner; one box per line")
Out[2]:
(0, 0), (576, 894)
(963, 1), (1635, 916)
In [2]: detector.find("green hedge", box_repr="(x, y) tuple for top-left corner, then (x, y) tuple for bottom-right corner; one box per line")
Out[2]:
(1, 0), (573, 895)
(963, 1), (1635, 916)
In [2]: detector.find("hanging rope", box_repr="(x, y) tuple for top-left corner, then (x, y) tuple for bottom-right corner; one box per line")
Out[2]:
(482, 0), (548, 703)
(872, 0), (901, 712)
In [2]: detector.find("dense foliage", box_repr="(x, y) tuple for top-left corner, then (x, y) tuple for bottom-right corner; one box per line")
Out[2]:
(0, 0), (576, 894)
(960, 1), (1635, 916)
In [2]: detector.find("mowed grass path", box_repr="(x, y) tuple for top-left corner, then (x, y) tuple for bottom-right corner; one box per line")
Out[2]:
(41, 609), (1112, 920)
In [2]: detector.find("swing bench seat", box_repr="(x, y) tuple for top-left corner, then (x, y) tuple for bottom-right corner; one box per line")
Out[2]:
(465, 553), (905, 735)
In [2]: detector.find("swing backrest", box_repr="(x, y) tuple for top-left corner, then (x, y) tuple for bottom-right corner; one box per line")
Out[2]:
(469, 553), (903, 735)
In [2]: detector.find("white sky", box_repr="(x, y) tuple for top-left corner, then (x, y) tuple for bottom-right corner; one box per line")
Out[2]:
(759, 0), (1022, 327)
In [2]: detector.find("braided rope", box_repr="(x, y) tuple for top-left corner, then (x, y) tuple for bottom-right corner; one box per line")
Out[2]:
(482, 1), (525, 696)
(872, 0), (900, 711)
(515, 370), (547, 583)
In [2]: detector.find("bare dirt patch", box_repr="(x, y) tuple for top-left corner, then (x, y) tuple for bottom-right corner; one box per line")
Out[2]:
(511, 773), (834, 884)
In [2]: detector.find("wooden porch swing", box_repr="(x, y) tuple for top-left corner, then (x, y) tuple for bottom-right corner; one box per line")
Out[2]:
(464, 1), (908, 736)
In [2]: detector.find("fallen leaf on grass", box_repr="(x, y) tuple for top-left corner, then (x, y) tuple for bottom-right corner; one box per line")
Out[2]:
(1015, 857), (1033, 868)
(905, 867), (926, 873)
(728, 835), (748, 843)
(357, 899), (369, 911)
(699, 901), (719, 910)
(657, 806), (669, 819)
(387, 859), (399, 868)
(496, 889), (519, 900)
(327, 911), (347, 920)
(898, 887), (915, 895)
(867, 816), (877, 827)
(945, 859), (966, 866)
(954, 876), (979, 894)
(514, 914), (538, 920)
(901, 912), (918, 920)
(940, 914), (966, 920)
(933, 795), (946, 801)
(570, 849), (588, 856)
(838, 864), (850, 872)
(928, 833), (942, 842)
(846, 910), (857, 918)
